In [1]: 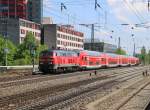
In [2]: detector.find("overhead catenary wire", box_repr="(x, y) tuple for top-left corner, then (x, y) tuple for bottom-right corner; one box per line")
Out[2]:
(43, 2), (106, 25)
(122, 0), (146, 23)
(122, 0), (150, 28)
(129, 0), (149, 22)
(43, 0), (141, 43)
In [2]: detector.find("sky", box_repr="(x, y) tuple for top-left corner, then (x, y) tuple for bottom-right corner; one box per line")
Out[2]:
(43, 0), (150, 55)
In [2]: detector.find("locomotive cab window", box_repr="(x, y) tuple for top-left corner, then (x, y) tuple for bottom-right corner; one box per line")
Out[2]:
(40, 51), (53, 57)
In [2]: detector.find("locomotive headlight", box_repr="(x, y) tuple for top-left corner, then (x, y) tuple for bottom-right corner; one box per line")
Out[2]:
(40, 62), (44, 64)
(49, 61), (53, 64)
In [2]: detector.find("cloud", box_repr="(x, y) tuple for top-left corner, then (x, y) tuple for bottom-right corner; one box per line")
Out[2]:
(95, 30), (111, 37)
(43, 0), (51, 8)
(129, 1), (147, 12)
(107, 0), (131, 23)
(107, 0), (147, 24)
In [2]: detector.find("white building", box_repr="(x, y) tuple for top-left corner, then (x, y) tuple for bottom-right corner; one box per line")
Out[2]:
(20, 19), (41, 43)
(0, 18), (41, 44)
(42, 24), (84, 50)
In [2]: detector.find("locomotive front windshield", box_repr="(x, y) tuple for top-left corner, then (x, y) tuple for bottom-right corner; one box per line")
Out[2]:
(40, 51), (53, 57)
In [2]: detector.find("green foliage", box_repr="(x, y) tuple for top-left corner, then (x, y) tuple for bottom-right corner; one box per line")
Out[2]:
(141, 46), (146, 55)
(0, 33), (48, 66)
(140, 46), (146, 65)
(0, 35), (16, 66)
(115, 48), (126, 55)
(14, 32), (48, 65)
(35, 44), (48, 64)
(136, 46), (150, 65)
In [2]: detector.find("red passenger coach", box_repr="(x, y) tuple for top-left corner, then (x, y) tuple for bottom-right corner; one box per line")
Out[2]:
(106, 53), (119, 67)
(99, 53), (107, 67)
(78, 50), (102, 70)
(136, 58), (140, 65)
(129, 57), (138, 65)
(120, 55), (130, 66)
(39, 50), (79, 73)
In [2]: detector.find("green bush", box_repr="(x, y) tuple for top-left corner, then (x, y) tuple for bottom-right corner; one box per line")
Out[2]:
(0, 32), (48, 66)
(0, 35), (17, 66)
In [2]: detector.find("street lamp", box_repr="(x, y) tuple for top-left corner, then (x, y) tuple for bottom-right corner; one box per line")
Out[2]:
(121, 24), (136, 56)
(2, 20), (8, 66)
(131, 31), (135, 56)
(29, 43), (37, 74)
(4, 35), (8, 66)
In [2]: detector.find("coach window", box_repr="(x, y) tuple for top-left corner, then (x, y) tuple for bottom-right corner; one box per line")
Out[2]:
(96, 62), (99, 65)
(84, 57), (87, 61)
(102, 58), (105, 62)
(55, 52), (57, 56)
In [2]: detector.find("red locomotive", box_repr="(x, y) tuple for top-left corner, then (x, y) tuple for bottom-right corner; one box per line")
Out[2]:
(39, 49), (140, 73)
(39, 50), (79, 73)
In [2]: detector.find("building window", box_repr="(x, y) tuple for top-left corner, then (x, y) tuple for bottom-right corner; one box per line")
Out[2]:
(20, 21), (25, 27)
(57, 40), (60, 45)
(57, 33), (60, 38)
(35, 32), (40, 37)
(21, 37), (25, 43)
(21, 29), (25, 34)
(61, 34), (63, 38)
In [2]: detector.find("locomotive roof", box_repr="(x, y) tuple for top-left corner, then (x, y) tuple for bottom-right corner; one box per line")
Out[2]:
(42, 49), (76, 53)
(54, 49), (76, 53)
(41, 49), (78, 56)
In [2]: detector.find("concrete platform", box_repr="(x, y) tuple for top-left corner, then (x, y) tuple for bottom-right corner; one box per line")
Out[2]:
(0, 65), (38, 72)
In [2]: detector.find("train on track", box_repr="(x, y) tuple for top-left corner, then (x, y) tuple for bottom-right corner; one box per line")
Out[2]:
(39, 49), (140, 73)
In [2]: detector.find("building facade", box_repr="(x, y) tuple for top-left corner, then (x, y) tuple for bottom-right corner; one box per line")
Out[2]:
(0, 0), (27, 19)
(27, 0), (43, 23)
(42, 24), (84, 50)
(84, 42), (117, 53)
(0, 0), (42, 23)
(42, 17), (53, 24)
(0, 18), (41, 44)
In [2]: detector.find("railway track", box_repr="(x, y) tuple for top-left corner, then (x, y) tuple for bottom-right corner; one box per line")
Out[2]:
(0, 66), (148, 110)
(21, 70), (144, 110)
(0, 65), (145, 83)
(0, 66), (146, 88)
(86, 74), (150, 110)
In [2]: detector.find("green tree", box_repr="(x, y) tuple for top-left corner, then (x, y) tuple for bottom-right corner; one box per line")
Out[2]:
(0, 35), (16, 66)
(15, 32), (48, 65)
(148, 50), (150, 64)
(115, 48), (126, 55)
(140, 46), (146, 65)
